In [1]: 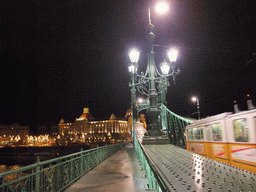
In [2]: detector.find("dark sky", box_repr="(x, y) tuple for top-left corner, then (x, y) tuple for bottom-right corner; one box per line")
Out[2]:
(1, 0), (256, 132)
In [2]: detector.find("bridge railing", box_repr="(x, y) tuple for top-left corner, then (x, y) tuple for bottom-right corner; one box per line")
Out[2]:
(0, 143), (126, 192)
(133, 105), (194, 191)
(161, 104), (194, 146)
(133, 123), (166, 192)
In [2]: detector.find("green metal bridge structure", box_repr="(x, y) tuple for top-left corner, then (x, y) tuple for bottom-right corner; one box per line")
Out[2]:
(1, 105), (255, 191)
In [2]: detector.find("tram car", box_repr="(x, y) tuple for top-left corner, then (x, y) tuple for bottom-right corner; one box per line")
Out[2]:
(185, 108), (256, 174)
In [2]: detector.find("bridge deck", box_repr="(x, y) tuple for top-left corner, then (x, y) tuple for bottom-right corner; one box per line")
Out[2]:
(144, 144), (256, 191)
(65, 144), (149, 192)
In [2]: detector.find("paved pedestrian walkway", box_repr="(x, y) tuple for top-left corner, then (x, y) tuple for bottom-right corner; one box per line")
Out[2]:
(65, 144), (148, 192)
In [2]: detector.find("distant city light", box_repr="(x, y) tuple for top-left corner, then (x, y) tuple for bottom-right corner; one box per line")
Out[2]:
(191, 96), (197, 102)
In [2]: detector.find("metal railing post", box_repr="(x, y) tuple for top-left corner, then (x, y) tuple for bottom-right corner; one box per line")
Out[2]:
(35, 156), (40, 191)
(97, 145), (99, 164)
(80, 148), (83, 175)
(55, 158), (61, 191)
(69, 156), (72, 184)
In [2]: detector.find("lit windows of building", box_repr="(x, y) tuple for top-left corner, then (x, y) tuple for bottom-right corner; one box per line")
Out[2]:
(58, 108), (131, 144)
(0, 124), (29, 146)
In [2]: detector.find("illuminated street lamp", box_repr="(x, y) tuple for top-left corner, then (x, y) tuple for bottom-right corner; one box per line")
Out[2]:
(128, 2), (180, 144)
(155, 2), (169, 15)
(191, 96), (200, 120)
(137, 98), (144, 104)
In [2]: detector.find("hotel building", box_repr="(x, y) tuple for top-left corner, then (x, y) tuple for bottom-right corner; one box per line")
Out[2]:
(58, 108), (132, 144)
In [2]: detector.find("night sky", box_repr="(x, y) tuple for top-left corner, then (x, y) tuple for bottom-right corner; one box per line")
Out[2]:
(1, 0), (256, 133)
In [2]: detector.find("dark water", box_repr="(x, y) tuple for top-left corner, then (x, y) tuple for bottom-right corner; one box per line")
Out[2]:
(0, 145), (90, 166)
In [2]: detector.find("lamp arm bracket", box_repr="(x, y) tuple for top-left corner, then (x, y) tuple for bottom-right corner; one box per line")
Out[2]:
(155, 76), (167, 80)
(134, 79), (149, 87)
(162, 72), (174, 78)
(137, 87), (149, 96)
(155, 66), (162, 76)
(155, 80), (169, 86)
(136, 74), (149, 79)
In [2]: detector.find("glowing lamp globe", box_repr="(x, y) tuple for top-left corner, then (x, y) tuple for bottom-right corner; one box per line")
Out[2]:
(191, 97), (197, 102)
(167, 48), (178, 62)
(128, 65), (137, 74)
(138, 98), (144, 103)
(129, 49), (140, 63)
(155, 2), (169, 15)
(160, 60), (170, 75)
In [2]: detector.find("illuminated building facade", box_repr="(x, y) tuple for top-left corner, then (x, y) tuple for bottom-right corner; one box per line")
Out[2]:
(0, 124), (29, 146)
(58, 108), (132, 144)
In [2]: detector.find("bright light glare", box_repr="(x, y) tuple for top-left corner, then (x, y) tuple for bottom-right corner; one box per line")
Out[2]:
(191, 97), (197, 102)
(155, 2), (169, 15)
(128, 65), (136, 74)
(138, 98), (144, 103)
(160, 60), (170, 75)
(129, 49), (140, 63)
(167, 48), (178, 62)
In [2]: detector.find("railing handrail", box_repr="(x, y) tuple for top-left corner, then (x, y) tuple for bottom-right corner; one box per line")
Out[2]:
(0, 143), (126, 191)
(139, 139), (169, 192)
(162, 104), (194, 124)
(133, 124), (168, 192)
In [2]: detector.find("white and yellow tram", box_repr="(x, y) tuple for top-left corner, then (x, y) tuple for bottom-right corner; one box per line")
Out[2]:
(185, 109), (256, 173)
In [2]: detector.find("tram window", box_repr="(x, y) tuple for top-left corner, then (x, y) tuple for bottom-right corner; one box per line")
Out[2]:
(205, 126), (212, 141)
(212, 123), (222, 141)
(198, 127), (204, 140)
(233, 119), (249, 142)
(255, 117), (256, 141)
(193, 127), (204, 140)
(188, 129), (193, 140)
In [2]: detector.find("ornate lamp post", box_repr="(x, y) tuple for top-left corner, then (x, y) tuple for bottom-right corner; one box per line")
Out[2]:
(128, 2), (180, 144)
(191, 96), (200, 120)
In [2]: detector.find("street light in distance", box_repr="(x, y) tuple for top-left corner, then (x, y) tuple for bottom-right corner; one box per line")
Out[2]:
(191, 96), (200, 120)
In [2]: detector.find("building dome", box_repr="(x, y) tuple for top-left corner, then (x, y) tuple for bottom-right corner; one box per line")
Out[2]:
(59, 119), (64, 124)
(110, 114), (117, 120)
(76, 108), (93, 121)
(125, 108), (132, 120)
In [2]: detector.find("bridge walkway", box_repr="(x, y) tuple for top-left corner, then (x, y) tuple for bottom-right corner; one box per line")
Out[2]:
(65, 144), (149, 192)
